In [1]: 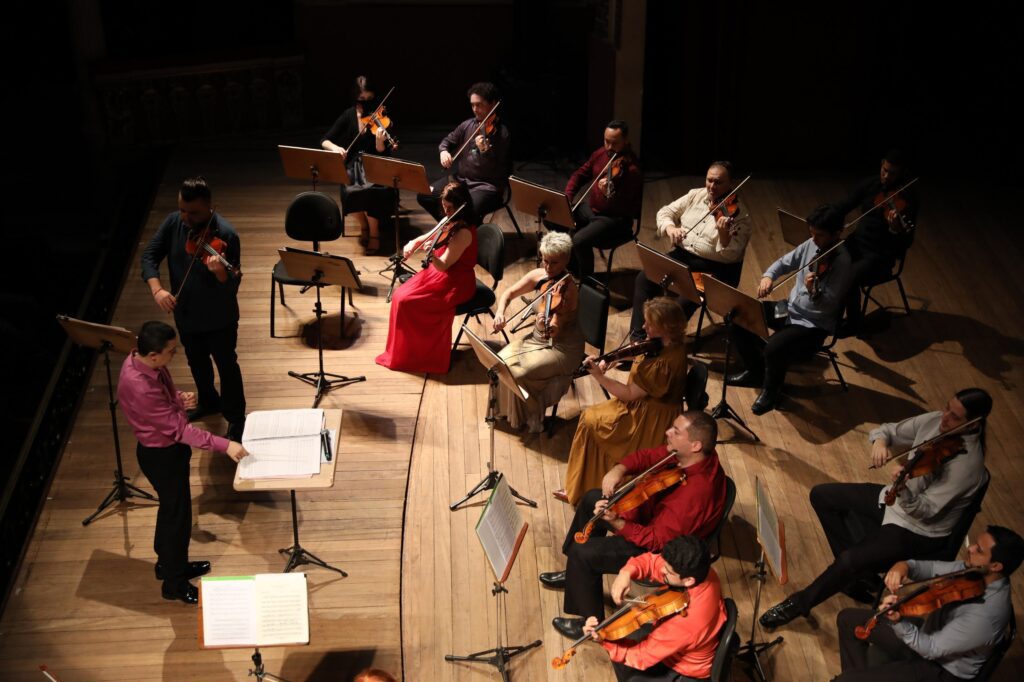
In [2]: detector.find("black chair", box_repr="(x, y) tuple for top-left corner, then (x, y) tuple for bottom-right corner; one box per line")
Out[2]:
(685, 363), (710, 411)
(270, 192), (353, 338)
(484, 185), (524, 239)
(451, 223), (509, 350)
(710, 598), (740, 682)
(707, 477), (737, 563)
(549, 277), (611, 424)
(972, 606), (1015, 681)
(816, 328), (849, 391)
(861, 254), (911, 317)
(597, 218), (641, 274)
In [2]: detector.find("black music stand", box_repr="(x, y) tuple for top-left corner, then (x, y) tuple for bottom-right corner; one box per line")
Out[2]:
(701, 276), (766, 442)
(57, 315), (158, 525)
(777, 208), (808, 248)
(361, 153), (431, 302)
(278, 145), (350, 192)
(451, 326), (537, 511)
(278, 248), (365, 407)
(634, 240), (717, 341)
(508, 175), (575, 256)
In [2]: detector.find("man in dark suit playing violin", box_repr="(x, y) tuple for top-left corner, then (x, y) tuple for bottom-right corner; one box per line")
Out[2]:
(578, 536), (728, 682)
(547, 120), (642, 278)
(834, 149), (919, 336)
(539, 411), (727, 642)
(630, 160), (752, 335)
(760, 389), (992, 631)
(142, 176), (246, 442)
(417, 82), (510, 224)
(832, 526), (1022, 681)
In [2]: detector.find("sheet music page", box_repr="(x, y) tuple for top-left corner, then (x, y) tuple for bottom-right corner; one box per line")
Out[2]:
(475, 477), (525, 581)
(242, 409), (324, 441)
(255, 573), (309, 645)
(237, 434), (322, 479)
(201, 577), (258, 647)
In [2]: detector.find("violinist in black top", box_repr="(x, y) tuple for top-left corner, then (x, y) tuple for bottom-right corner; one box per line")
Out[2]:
(142, 176), (246, 441)
(321, 75), (397, 255)
(833, 149), (919, 335)
(417, 82), (510, 224)
(548, 120), (642, 278)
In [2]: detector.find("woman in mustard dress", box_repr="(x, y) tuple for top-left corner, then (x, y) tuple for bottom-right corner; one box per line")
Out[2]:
(559, 297), (688, 505)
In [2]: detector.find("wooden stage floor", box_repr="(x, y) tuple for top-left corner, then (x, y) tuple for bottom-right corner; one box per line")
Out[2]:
(1, 139), (1022, 681)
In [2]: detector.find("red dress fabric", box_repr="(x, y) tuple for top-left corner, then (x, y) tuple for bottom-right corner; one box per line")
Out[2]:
(376, 226), (478, 373)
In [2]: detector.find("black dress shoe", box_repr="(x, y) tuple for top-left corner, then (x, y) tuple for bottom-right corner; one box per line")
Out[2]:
(759, 599), (802, 629)
(751, 388), (781, 415)
(726, 370), (764, 387)
(552, 616), (585, 640)
(225, 420), (245, 442)
(161, 583), (199, 605)
(155, 561), (211, 581)
(186, 404), (221, 422)
(539, 570), (567, 589)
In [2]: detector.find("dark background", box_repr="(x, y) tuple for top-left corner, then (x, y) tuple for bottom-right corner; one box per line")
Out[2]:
(0, 0), (1018, 603)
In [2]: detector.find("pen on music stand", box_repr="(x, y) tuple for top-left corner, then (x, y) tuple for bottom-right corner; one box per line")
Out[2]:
(320, 429), (332, 461)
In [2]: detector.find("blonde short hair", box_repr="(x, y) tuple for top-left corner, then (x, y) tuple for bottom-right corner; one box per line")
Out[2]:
(643, 297), (687, 345)
(539, 231), (573, 259)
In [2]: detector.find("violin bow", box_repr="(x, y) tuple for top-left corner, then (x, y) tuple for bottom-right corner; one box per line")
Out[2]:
(678, 175), (751, 241)
(507, 272), (573, 333)
(571, 152), (619, 213)
(346, 85), (396, 152)
(577, 450), (679, 529)
(761, 237), (847, 298)
(399, 203), (466, 269)
(448, 100), (502, 166)
(843, 177), (919, 230)
(869, 416), (985, 469)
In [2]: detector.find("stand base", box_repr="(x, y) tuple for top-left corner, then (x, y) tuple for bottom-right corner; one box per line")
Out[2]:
(82, 473), (157, 526)
(736, 637), (784, 682)
(445, 640), (543, 682)
(383, 254), (417, 303)
(288, 370), (366, 408)
(710, 398), (760, 443)
(450, 469), (537, 511)
(278, 543), (348, 576)
(249, 648), (290, 682)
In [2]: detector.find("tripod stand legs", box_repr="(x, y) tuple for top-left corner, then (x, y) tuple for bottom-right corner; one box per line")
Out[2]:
(710, 318), (760, 443)
(450, 469), (537, 511)
(445, 640), (543, 682)
(278, 490), (347, 576)
(82, 472), (157, 526)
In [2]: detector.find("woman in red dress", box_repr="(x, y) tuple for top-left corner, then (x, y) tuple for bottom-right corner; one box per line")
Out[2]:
(376, 182), (478, 373)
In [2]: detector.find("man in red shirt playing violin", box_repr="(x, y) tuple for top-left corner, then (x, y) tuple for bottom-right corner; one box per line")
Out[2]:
(832, 526), (1023, 681)
(581, 536), (728, 682)
(540, 411), (727, 641)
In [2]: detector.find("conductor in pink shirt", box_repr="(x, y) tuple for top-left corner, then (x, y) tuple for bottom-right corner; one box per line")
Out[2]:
(118, 321), (248, 604)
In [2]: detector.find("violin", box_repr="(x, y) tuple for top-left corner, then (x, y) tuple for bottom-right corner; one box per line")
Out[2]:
(884, 434), (967, 506)
(572, 337), (662, 378)
(854, 565), (990, 640)
(185, 227), (236, 275)
(808, 247), (836, 300)
(538, 276), (571, 341)
(359, 104), (399, 150)
(603, 156), (624, 199)
(477, 111), (500, 154)
(574, 450), (685, 544)
(506, 272), (574, 335)
(571, 152), (620, 213)
(401, 203), (468, 270)
(552, 586), (690, 669)
(873, 186), (914, 234)
(711, 193), (742, 236)
(448, 101), (502, 167)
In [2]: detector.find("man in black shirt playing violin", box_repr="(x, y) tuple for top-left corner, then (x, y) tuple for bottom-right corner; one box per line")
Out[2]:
(417, 82), (510, 224)
(833, 149), (919, 336)
(141, 176), (246, 441)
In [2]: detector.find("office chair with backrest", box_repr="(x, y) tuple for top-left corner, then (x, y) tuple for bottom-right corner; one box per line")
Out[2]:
(270, 191), (353, 338)
(972, 606), (1015, 681)
(685, 363), (710, 411)
(861, 252), (911, 316)
(597, 218), (641, 274)
(451, 223), (509, 350)
(484, 184), (523, 239)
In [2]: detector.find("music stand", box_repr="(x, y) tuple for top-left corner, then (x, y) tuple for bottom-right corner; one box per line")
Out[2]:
(361, 153), (431, 302)
(451, 326), (537, 511)
(736, 477), (787, 681)
(278, 145), (350, 192)
(57, 315), (158, 525)
(508, 175), (575, 253)
(777, 209), (808, 248)
(701, 276), (766, 442)
(277, 248), (365, 407)
(446, 475), (541, 680)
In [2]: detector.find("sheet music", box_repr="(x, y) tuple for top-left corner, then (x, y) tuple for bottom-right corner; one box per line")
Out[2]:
(242, 409), (324, 441)
(756, 477), (787, 584)
(475, 476), (526, 581)
(201, 577), (258, 646)
(238, 409), (325, 479)
(255, 574), (309, 646)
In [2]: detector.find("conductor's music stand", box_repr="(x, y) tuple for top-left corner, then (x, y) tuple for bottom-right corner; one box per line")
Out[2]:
(57, 315), (157, 525)
(277, 248), (365, 407)
(701, 276), (766, 442)
(451, 326), (537, 511)
(362, 153), (431, 302)
(736, 477), (787, 681)
(278, 145), (350, 192)
(635, 241), (715, 342)
(508, 175), (575, 258)
(446, 474), (541, 680)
